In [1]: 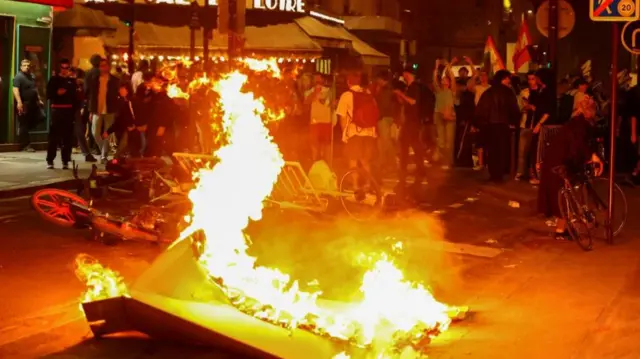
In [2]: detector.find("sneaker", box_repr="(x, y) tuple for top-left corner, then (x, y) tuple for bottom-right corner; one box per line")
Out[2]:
(62, 163), (69, 170)
(23, 146), (36, 153)
(46, 163), (54, 169)
(441, 165), (451, 170)
(529, 178), (540, 185)
(515, 173), (523, 181)
(473, 165), (485, 171)
(85, 154), (98, 163)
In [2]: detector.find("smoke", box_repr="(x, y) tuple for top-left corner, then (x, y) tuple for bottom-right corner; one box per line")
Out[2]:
(245, 208), (462, 304)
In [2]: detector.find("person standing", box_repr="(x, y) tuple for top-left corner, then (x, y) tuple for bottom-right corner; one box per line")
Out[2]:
(468, 63), (491, 171)
(131, 59), (149, 94)
(336, 71), (378, 195)
(395, 66), (425, 194)
(374, 70), (396, 172)
(474, 70), (521, 183)
(13, 59), (44, 152)
(516, 71), (543, 182)
(432, 58), (458, 169)
(45, 59), (77, 169)
(86, 58), (119, 163)
(103, 83), (135, 158)
(304, 73), (334, 164)
(454, 79), (476, 167)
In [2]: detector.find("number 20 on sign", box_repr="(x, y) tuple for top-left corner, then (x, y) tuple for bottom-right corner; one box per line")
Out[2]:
(590, 0), (640, 21)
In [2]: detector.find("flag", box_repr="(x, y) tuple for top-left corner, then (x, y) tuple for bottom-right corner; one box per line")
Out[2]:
(513, 18), (532, 72)
(484, 36), (505, 75)
(581, 60), (592, 81)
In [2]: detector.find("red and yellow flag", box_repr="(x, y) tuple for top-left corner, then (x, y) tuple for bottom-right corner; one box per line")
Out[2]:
(513, 18), (532, 72)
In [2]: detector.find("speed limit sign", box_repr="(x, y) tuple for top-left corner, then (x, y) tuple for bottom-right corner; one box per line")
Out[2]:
(619, 0), (636, 17)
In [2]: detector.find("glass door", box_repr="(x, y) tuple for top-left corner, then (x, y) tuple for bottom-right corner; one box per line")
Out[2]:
(16, 25), (51, 135)
(0, 15), (15, 144)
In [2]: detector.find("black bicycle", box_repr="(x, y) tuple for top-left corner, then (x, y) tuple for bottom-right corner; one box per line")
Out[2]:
(555, 164), (627, 251)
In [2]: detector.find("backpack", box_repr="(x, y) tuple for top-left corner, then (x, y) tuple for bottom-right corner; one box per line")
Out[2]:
(350, 90), (379, 129)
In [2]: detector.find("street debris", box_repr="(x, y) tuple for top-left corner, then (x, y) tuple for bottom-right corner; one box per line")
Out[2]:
(449, 203), (464, 209)
(432, 210), (446, 215)
(485, 239), (498, 245)
(508, 201), (521, 208)
(465, 197), (479, 203)
(545, 219), (557, 227)
(504, 264), (517, 269)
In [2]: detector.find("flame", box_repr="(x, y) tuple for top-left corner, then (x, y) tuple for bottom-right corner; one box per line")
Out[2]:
(180, 60), (457, 356)
(74, 254), (128, 303)
(167, 84), (189, 99)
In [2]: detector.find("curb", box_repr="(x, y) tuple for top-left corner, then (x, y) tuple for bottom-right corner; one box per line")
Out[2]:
(0, 178), (81, 200)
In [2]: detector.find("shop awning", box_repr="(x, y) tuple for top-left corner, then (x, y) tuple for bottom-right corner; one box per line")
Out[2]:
(294, 16), (389, 66)
(103, 20), (322, 57)
(53, 4), (117, 29)
(15, 0), (73, 8)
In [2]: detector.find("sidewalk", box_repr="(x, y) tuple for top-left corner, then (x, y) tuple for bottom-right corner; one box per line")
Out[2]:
(0, 151), (94, 198)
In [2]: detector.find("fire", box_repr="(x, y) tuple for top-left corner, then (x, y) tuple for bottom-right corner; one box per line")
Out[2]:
(74, 254), (128, 303)
(180, 60), (459, 356)
(167, 84), (189, 99)
(71, 58), (460, 357)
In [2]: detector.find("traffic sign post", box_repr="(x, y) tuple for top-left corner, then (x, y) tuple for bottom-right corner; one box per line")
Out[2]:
(589, 0), (638, 245)
(590, 0), (640, 21)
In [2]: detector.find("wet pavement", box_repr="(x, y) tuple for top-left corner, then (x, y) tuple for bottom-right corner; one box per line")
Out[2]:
(0, 170), (638, 359)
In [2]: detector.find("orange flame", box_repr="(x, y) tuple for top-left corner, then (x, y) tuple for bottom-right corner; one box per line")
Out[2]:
(179, 60), (461, 356)
(74, 254), (128, 303)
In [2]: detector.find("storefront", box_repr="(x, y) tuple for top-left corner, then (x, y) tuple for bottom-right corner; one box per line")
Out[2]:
(0, 0), (56, 147)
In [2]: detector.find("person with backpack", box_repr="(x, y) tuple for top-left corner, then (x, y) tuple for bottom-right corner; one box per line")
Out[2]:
(394, 66), (425, 195)
(336, 71), (379, 194)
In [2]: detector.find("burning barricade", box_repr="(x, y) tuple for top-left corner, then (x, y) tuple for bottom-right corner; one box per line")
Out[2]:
(72, 59), (467, 359)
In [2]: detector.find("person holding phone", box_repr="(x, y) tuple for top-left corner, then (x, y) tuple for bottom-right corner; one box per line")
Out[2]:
(45, 59), (78, 169)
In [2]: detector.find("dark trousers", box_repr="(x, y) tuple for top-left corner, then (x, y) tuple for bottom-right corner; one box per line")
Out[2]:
(74, 111), (91, 156)
(399, 125), (425, 185)
(47, 108), (75, 164)
(18, 113), (34, 149)
(486, 123), (511, 182)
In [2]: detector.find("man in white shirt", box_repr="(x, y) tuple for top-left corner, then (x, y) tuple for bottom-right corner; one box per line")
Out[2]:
(304, 73), (334, 164)
(336, 72), (377, 192)
(131, 59), (149, 94)
(88, 58), (118, 163)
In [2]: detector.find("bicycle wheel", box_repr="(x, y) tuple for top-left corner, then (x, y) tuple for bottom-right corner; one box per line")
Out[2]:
(339, 168), (383, 221)
(558, 189), (593, 251)
(31, 189), (88, 228)
(585, 178), (627, 239)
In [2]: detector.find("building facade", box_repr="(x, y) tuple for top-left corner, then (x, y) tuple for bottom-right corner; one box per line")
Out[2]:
(0, 0), (53, 147)
(307, 0), (403, 67)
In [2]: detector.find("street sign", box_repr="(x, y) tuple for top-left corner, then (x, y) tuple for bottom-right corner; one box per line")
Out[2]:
(590, 0), (640, 22)
(190, 1), (200, 29)
(536, 0), (575, 39)
(622, 20), (640, 53)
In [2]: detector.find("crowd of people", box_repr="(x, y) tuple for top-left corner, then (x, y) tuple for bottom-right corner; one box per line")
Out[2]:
(13, 54), (638, 233)
(14, 54), (188, 168)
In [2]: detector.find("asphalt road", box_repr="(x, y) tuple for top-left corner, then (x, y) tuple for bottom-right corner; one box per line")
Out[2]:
(1, 178), (639, 359)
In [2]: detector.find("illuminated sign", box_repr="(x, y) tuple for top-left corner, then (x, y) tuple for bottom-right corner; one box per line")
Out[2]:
(253, 0), (304, 12)
(84, 0), (305, 13)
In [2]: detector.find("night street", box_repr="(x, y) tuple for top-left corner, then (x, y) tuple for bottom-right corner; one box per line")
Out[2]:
(2, 171), (640, 359)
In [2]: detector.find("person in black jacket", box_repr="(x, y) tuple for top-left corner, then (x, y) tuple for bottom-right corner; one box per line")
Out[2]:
(46, 59), (77, 169)
(85, 57), (119, 163)
(145, 82), (175, 157)
(474, 70), (521, 182)
(103, 83), (135, 158)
